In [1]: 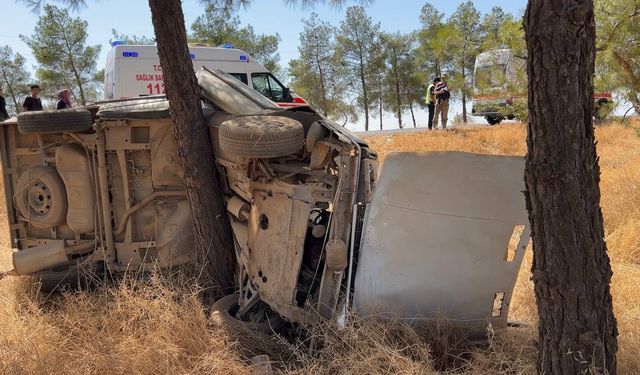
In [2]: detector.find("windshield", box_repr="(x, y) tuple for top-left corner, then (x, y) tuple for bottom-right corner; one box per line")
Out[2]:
(196, 67), (282, 115)
(474, 64), (507, 95)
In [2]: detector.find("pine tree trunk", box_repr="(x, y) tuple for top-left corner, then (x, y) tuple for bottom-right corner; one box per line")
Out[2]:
(379, 77), (383, 130)
(523, 1), (618, 373)
(461, 65), (467, 123)
(148, 0), (236, 294)
(409, 101), (416, 128)
(359, 62), (369, 131)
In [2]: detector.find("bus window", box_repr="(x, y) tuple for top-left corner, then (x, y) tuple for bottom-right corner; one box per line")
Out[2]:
(474, 64), (507, 94)
(251, 73), (290, 102)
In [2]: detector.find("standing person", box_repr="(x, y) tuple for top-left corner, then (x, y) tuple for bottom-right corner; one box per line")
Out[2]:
(0, 86), (9, 121)
(23, 85), (43, 112)
(425, 77), (440, 130)
(433, 74), (451, 129)
(56, 89), (72, 110)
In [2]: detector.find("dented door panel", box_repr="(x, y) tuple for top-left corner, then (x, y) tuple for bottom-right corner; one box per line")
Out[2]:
(354, 152), (530, 330)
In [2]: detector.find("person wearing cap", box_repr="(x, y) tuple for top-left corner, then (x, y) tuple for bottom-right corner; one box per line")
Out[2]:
(23, 85), (43, 112)
(0, 86), (9, 121)
(433, 74), (451, 129)
(56, 89), (72, 110)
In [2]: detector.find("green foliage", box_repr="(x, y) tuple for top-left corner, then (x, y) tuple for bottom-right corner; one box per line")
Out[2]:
(190, 6), (281, 72)
(380, 31), (419, 128)
(335, 6), (381, 130)
(20, 4), (102, 106)
(595, 0), (640, 113)
(416, 3), (445, 79)
(0, 46), (31, 116)
(288, 13), (355, 123)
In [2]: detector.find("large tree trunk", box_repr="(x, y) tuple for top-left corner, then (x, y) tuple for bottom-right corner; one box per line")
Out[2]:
(148, 0), (236, 294)
(523, 1), (618, 373)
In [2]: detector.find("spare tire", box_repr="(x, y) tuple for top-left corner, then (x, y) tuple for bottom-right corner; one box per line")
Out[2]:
(16, 165), (68, 228)
(219, 116), (304, 159)
(17, 109), (92, 134)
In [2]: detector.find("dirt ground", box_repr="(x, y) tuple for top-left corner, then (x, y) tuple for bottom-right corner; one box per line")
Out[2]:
(1, 120), (639, 374)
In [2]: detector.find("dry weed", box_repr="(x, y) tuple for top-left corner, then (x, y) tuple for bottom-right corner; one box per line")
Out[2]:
(1, 120), (638, 374)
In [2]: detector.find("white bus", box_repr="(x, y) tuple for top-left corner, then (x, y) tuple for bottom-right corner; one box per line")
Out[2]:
(104, 43), (307, 107)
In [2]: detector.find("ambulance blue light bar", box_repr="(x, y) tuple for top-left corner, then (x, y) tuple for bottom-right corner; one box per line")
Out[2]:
(122, 51), (138, 57)
(222, 43), (234, 49)
(111, 40), (125, 47)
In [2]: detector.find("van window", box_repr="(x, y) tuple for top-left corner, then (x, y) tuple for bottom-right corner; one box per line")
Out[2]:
(251, 73), (289, 102)
(228, 73), (248, 85)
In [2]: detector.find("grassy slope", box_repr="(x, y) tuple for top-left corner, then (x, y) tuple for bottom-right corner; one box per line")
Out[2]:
(1, 121), (638, 374)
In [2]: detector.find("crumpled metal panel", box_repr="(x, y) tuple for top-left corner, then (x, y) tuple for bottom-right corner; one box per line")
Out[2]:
(354, 152), (530, 330)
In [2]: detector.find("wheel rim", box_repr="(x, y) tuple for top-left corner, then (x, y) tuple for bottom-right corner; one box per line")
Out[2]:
(28, 181), (52, 215)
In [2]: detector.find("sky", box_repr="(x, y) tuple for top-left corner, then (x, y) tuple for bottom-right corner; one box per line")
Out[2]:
(1, 0), (528, 130)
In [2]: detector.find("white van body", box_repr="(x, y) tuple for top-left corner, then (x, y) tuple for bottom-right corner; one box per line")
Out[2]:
(104, 44), (305, 106)
(472, 49), (613, 124)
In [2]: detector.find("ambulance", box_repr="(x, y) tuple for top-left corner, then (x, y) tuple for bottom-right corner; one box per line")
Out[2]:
(104, 42), (307, 107)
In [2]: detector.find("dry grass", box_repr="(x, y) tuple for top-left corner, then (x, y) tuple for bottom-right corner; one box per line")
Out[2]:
(1, 120), (639, 374)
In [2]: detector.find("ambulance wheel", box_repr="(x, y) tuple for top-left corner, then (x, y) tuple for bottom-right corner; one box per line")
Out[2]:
(486, 116), (503, 125)
(17, 109), (92, 134)
(15, 165), (68, 228)
(219, 116), (304, 159)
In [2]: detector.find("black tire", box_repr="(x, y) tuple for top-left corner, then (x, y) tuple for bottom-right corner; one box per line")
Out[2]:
(594, 99), (612, 120)
(211, 293), (280, 334)
(15, 165), (68, 228)
(17, 109), (92, 134)
(219, 116), (304, 159)
(33, 265), (84, 293)
(486, 116), (503, 125)
(34, 261), (108, 293)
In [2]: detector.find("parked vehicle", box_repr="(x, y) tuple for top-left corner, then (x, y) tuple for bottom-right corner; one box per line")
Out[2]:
(472, 49), (614, 125)
(0, 68), (530, 336)
(105, 42), (307, 107)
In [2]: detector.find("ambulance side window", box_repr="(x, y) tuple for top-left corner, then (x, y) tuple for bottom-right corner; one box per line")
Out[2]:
(251, 73), (287, 102)
(228, 73), (248, 85)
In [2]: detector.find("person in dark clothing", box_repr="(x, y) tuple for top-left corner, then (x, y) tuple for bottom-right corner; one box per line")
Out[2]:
(0, 87), (9, 121)
(23, 85), (43, 112)
(56, 89), (72, 110)
(434, 75), (451, 129)
(425, 77), (440, 130)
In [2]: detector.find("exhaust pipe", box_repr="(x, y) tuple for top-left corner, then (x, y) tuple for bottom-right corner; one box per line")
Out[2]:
(12, 241), (68, 275)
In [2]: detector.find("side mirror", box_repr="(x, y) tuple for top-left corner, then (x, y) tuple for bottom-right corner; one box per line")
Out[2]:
(283, 87), (293, 102)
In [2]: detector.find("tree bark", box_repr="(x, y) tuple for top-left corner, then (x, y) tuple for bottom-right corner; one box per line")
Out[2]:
(358, 56), (369, 131)
(148, 0), (236, 294)
(409, 101), (416, 128)
(461, 65), (467, 123)
(523, 1), (618, 373)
